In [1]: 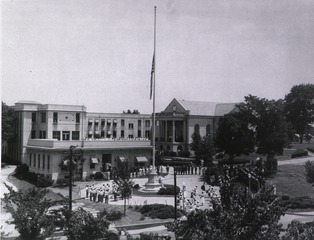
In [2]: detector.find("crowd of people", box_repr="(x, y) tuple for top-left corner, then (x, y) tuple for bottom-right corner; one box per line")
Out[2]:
(84, 182), (120, 203)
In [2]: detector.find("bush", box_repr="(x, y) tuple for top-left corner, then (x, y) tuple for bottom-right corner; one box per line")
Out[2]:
(164, 151), (177, 157)
(15, 164), (29, 177)
(158, 185), (180, 195)
(291, 149), (308, 158)
(178, 151), (191, 158)
(133, 184), (140, 189)
(281, 196), (314, 209)
(105, 210), (123, 222)
(37, 176), (54, 187)
(138, 204), (184, 219)
(94, 172), (104, 180)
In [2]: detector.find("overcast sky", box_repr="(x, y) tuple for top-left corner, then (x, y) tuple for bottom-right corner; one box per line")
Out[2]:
(2, 0), (314, 113)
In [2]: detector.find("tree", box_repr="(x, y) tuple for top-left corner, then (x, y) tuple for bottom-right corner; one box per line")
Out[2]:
(63, 207), (110, 240)
(167, 181), (286, 240)
(284, 84), (314, 143)
(2, 102), (16, 142)
(112, 158), (134, 216)
(2, 183), (60, 240)
(304, 160), (314, 186)
(282, 220), (314, 240)
(215, 112), (255, 162)
(237, 95), (291, 156)
(190, 133), (215, 165)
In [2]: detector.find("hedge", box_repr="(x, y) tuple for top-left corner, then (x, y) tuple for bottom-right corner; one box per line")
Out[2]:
(291, 149), (308, 158)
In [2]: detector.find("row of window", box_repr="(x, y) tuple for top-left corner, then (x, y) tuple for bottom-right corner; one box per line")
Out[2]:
(32, 112), (81, 124)
(88, 130), (151, 139)
(194, 124), (211, 135)
(53, 131), (80, 140)
(29, 153), (50, 171)
(88, 119), (151, 128)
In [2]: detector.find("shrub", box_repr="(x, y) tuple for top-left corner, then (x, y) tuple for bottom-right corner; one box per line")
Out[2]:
(37, 177), (54, 187)
(178, 151), (191, 158)
(281, 196), (314, 209)
(138, 204), (184, 219)
(105, 210), (123, 222)
(133, 184), (140, 189)
(94, 172), (104, 180)
(291, 149), (308, 158)
(157, 185), (180, 195)
(14, 164), (29, 177)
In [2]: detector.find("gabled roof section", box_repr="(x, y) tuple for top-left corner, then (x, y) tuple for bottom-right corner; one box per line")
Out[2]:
(164, 99), (239, 116)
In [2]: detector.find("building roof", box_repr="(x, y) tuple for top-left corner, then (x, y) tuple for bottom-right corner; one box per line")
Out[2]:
(16, 100), (41, 105)
(177, 99), (238, 116)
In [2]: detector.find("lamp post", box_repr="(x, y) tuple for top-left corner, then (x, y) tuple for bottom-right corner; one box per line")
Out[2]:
(69, 145), (78, 212)
(174, 167), (177, 220)
(182, 181), (186, 211)
(248, 172), (251, 193)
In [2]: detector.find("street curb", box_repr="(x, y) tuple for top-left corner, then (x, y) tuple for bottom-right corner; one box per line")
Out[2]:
(114, 220), (173, 231)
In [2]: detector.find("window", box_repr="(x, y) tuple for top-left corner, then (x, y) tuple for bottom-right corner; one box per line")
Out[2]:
(206, 124), (211, 136)
(29, 153), (32, 166)
(121, 119), (125, 127)
(53, 112), (58, 123)
(113, 120), (117, 127)
(113, 130), (117, 138)
(145, 120), (150, 128)
(39, 131), (46, 139)
(138, 130), (142, 137)
(76, 113), (80, 123)
(128, 134), (134, 139)
(138, 120), (142, 127)
(72, 131), (80, 140)
(121, 130), (124, 138)
(43, 155), (45, 169)
(145, 130), (150, 139)
(32, 112), (36, 123)
(47, 155), (50, 170)
(34, 154), (36, 167)
(38, 154), (40, 168)
(101, 131), (105, 138)
(62, 131), (70, 140)
(194, 124), (200, 134)
(129, 123), (134, 129)
(31, 130), (36, 139)
(41, 112), (46, 123)
(53, 131), (61, 140)
(101, 119), (106, 126)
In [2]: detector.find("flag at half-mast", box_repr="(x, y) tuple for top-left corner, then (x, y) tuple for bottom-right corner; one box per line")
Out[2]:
(150, 52), (155, 100)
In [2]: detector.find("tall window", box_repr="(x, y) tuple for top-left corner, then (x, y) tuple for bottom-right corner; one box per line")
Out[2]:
(31, 130), (36, 139)
(47, 155), (50, 170)
(113, 130), (117, 138)
(72, 131), (80, 140)
(121, 130), (125, 138)
(121, 119), (125, 127)
(145, 130), (150, 139)
(43, 155), (45, 169)
(194, 124), (200, 134)
(41, 112), (46, 123)
(129, 123), (134, 129)
(32, 112), (36, 123)
(38, 154), (40, 168)
(138, 120), (142, 127)
(29, 153), (32, 166)
(206, 124), (211, 136)
(53, 131), (61, 140)
(128, 134), (134, 138)
(145, 120), (150, 128)
(76, 113), (80, 123)
(62, 131), (70, 140)
(53, 112), (58, 123)
(39, 131), (46, 139)
(138, 130), (142, 137)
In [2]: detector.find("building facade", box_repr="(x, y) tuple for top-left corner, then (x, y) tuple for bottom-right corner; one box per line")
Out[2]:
(12, 98), (237, 184)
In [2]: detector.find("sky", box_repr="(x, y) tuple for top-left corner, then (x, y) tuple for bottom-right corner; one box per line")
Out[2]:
(2, 0), (314, 114)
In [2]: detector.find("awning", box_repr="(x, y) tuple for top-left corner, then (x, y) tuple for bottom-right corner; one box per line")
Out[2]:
(63, 159), (76, 165)
(88, 119), (93, 123)
(107, 119), (112, 123)
(107, 131), (112, 135)
(135, 156), (148, 163)
(113, 119), (118, 123)
(88, 131), (93, 134)
(95, 131), (99, 134)
(95, 119), (99, 123)
(90, 158), (99, 164)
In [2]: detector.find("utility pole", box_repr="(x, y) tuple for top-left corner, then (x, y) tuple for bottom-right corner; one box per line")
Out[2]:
(69, 145), (78, 212)
(174, 166), (177, 220)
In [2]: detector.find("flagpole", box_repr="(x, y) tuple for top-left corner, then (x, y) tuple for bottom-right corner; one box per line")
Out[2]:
(152, 6), (156, 170)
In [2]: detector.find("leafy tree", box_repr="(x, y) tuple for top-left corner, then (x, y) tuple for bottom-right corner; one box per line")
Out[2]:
(237, 95), (291, 156)
(167, 181), (286, 240)
(190, 133), (215, 165)
(284, 84), (314, 143)
(2, 183), (60, 240)
(63, 207), (110, 240)
(304, 160), (314, 186)
(215, 113), (254, 163)
(282, 220), (314, 240)
(2, 102), (16, 142)
(112, 158), (134, 216)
